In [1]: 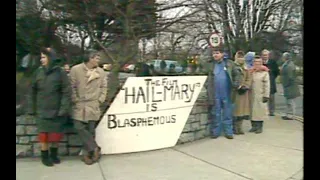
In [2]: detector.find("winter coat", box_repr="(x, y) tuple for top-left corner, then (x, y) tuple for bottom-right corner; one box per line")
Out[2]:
(70, 63), (108, 122)
(264, 59), (279, 94)
(233, 64), (252, 117)
(27, 49), (71, 132)
(280, 60), (300, 99)
(250, 68), (270, 121)
(200, 55), (241, 105)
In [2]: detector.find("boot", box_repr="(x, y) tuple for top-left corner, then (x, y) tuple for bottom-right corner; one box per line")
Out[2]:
(92, 147), (101, 162)
(238, 120), (245, 135)
(249, 121), (258, 132)
(233, 118), (239, 134)
(41, 150), (54, 167)
(50, 147), (61, 164)
(82, 154), (94, 165)
(255, 121), (263, 134)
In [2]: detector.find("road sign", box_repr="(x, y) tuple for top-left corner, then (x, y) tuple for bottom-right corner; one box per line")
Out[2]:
(208, 33), (222, 47)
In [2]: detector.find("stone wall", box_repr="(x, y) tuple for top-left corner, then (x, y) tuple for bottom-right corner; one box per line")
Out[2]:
(16, 87), (209, 158)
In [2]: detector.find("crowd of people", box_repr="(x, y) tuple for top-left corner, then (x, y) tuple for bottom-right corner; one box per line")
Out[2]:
(27, 46), (300, 167)
(200, 47), (301, 139)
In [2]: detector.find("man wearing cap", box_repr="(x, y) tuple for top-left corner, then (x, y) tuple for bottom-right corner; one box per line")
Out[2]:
(201, 47), (240, 139)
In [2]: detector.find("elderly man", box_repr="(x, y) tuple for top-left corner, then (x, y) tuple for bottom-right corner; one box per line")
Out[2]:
(280, 52), (300, 120)
(261, 49), (279, 116)
(70, 51), (108, 165)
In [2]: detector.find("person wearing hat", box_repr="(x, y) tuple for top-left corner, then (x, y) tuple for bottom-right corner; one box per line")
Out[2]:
(27, 47), (71, 166)
(201, 46), (241, 139)
(280, 52), (301, 120)
(233, 51), (252, 135)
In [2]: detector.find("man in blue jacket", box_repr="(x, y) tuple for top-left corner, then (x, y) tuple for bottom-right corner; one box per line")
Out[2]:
(201, 47), (240, 139)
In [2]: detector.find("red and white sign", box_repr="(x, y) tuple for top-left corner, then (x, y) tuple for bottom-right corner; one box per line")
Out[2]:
(208, 33), (222, 47)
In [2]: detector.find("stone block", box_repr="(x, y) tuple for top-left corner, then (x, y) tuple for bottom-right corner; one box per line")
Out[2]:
(30, 136), (38, 142)
(16, 125), (25, 135)
(194, 129), (207, 140)
(19, 136), (30, 144)
(186, 115), (196, 123)
(58, 143), (68, 156)
(25, 126), (38, 135)
(177, 132), (195, 144)
(191, 122), (200, 131)
(182, 123), (192, 133)
(200, 114), (209, 125)
(16, 145), (32, 157)
(32, 143), (41, 156)
(16, 115), (36, 125)
(68, 147), (82, 156)
(68, 134), (82, 146)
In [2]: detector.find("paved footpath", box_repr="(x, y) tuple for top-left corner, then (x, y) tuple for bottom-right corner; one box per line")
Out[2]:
(16, 115), (303, 180)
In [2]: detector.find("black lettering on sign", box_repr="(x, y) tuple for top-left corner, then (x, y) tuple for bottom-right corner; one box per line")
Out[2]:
(163, 85), (173, 101)
(171, 115), (176, 123)
(151, 103), (157, 111)
(130, 118), (137, 126)
(145, 79), (152, 102)
(136, 87), (146, 103)
(160, 116), (165, 124)
(108, 114), (117, 129)
(153, 116), (159, 125)
(148, 117), (153, 126)
(181, 84), (189, 100)
(107, 115), (178, 129)
(123, 87), (135, 104)
(152, 86), (162, 102)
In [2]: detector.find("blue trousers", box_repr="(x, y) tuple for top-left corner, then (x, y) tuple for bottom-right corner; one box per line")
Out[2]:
(210, 97), (233, 136)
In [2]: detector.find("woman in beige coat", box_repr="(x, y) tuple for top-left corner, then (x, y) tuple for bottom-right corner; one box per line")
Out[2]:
(233, 51), (252, 135)
(249, 56), (270, 134)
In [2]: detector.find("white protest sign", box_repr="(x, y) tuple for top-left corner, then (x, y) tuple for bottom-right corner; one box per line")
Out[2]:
(209, 33), (222, 47)
(96, 76), (207, 154)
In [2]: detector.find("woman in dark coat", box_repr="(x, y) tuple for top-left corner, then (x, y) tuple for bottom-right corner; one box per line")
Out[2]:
(27, 48), (71, 167)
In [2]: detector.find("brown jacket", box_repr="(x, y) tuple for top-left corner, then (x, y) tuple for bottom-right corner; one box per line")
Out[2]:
(233, 65), (252, 117)
(70, 63), (108, 122)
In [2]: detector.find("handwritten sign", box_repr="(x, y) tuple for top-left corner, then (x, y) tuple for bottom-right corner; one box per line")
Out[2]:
(95, 76), (207, 154)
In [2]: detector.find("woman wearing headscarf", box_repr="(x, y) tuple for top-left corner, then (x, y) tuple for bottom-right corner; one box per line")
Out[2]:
(233, 51), (252, 135)
(245, 51), (255, 69)
(248, 55), (270, 134)
(27, 47), (71, 166)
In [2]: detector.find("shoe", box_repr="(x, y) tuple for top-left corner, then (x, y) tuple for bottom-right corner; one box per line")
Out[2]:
(255, 121), (263, 134)
(41, 150), (54, 167)
(210, 135), (219, 139)
(249, 121), (258, 132)
(225, 135), (234, 139)
(82, 154), (94, 165)
(282, 116), (293, 120)
(50, 147), (61, 164)
(237, 120), (245, 135)
(269, 113), (275, 116)
(92, 147), (101, 162)
(233, 120), (239, 135)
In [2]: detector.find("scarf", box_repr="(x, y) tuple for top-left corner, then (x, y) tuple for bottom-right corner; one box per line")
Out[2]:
(84, 63), (100, 83)
(249, 65), (269, 73)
